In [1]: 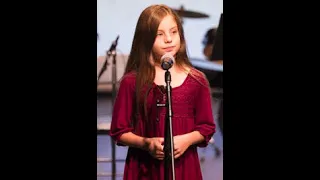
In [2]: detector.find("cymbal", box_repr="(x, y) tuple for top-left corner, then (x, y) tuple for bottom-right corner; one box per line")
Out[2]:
(172, 5), (209, 18)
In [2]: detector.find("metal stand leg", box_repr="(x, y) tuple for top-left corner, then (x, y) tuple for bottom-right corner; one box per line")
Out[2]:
(111, 57), (117, 180)
(111, 137), (116, 180)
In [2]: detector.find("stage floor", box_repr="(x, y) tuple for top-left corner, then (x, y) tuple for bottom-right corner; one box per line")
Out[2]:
(97, 94), (223, 180)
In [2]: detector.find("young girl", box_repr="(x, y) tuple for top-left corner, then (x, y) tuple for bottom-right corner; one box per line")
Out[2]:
(110, 4), (216, 180)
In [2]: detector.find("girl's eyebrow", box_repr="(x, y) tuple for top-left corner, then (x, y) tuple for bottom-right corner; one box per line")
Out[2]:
(158, 26), (178, 32)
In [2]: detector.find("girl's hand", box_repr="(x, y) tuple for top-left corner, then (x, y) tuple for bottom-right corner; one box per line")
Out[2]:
(173, 134), (191, 159)
(144, 137), (164, 160)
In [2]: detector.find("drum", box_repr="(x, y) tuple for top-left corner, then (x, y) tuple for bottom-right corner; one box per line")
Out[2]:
(190, 58), (223, 88)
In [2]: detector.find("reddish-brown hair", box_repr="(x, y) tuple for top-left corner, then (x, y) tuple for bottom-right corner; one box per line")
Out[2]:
(125, 4), (191, 99)
(123, 4), (210, 122)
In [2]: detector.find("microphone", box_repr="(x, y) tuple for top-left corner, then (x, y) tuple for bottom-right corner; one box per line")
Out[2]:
(161, 53), (174, 70)
(108, 35), (119, 53)
(98, 35), (119, 82)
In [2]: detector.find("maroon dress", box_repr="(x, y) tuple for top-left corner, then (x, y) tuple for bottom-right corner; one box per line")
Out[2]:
(110, 68), (216, 180)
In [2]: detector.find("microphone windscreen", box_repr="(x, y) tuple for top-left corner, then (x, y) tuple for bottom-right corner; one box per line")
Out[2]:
(160, 53), (174, 70)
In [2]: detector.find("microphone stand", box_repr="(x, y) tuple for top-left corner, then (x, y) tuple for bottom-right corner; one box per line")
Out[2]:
(164, 70), (176, 180)
(96, 35), (119, 180)
(108, 38), (118, 180)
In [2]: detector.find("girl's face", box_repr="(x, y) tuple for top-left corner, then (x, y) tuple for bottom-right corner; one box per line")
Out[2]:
(152, 15), (181, 60)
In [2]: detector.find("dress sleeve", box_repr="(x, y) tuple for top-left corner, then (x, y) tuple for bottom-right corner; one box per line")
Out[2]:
(193, 74), (216, 147)
(109, 74), (135, 146)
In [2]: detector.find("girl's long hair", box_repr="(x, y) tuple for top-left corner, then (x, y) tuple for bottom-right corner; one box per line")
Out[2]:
(124, 4), (208, 122)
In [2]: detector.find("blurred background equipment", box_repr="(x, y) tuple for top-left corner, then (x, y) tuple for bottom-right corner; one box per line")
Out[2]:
(172, 5), (209, 18)
(211, 13), (223, 136)
(171, 5), (209, 25)
(211, 13), (223, 61)
(199, 13), (223, 89)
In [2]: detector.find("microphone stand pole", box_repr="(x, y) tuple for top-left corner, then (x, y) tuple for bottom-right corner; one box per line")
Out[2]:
(164, 70), (176, 180)
(107, 48), (117, 107)
(108, 47), (117, 180)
